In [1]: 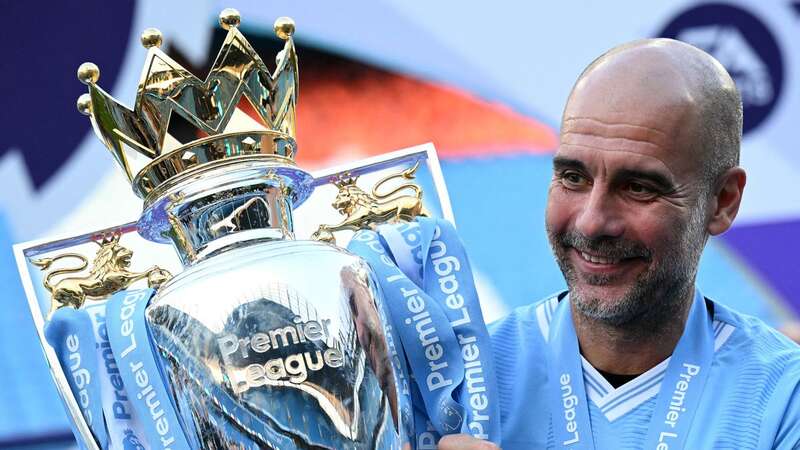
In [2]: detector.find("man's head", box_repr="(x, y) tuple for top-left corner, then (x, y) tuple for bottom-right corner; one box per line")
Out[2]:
(546, 39), (746, 328)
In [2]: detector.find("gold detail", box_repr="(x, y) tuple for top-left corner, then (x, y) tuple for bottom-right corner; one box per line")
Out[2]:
(31, 235), (172, 319)
(265, 170), (292, 236)
(77, 9), (299, 197)
(274, 17), (295, 40)
(76, 94), (92, 116)
(140, 28), (163, 49)
(219, 8), (241, 30)
(135, 132), (296, 200)
(312, 162), (427, 243)
(76, 62), (99, 85)
(166, 193), (197, 262)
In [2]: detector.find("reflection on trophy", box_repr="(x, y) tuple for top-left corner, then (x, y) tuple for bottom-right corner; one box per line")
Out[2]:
(23, 7), (440, 448)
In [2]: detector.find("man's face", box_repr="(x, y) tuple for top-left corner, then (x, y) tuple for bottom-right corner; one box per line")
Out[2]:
(546, 67), (711, 326)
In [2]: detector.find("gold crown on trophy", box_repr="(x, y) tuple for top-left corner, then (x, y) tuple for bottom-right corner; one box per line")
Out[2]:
(76, 8), (299, 199)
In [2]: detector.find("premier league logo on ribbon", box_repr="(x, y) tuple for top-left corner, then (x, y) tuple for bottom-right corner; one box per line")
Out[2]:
(12, 7), (499, 449)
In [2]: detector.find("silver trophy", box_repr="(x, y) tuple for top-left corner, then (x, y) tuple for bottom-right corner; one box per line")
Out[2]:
(14, 9), (456, 449)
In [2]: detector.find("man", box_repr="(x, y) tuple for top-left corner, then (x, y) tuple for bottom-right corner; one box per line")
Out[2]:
(440, 39), (800, 449)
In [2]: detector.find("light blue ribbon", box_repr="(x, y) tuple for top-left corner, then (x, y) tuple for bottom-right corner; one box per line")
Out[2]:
(105, 289), (190, 450)
(545, 295), (595, 450)
(84, 302), (147, 449)
(641, 289), (713, 450)
(45, 307), (108, 449)
(546, 289), (714, 449)
(348, 217), (500, 447)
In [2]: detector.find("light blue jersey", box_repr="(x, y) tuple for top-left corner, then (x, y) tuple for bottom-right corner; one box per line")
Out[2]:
(490, 292), (800, 450)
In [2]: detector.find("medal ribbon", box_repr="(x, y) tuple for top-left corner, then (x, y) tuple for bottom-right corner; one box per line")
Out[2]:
(105, 288), (191, 450)
(348, 217), (500, 447)
(641, 289), (713, 450)
(546, 289), (714, 449)
(45, 308), (109, 449)
(84, 302), (147, 449)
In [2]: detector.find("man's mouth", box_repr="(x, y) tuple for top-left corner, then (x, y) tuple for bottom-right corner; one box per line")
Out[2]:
(553, 232), (652, 279)
(578, 251), (620, 265)
(569, 248), (645, 276)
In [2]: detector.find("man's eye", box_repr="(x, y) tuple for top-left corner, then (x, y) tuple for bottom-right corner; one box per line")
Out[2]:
(560, 171), (589, 188)
(626, 182), (657, 199)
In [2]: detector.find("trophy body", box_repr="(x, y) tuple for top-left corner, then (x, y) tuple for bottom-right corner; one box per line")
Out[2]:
(148, 240), (399, 449)
(137, 155), (402, 448)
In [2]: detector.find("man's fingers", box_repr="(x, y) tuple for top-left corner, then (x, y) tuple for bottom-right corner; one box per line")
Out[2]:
(437, 434), (501, 450)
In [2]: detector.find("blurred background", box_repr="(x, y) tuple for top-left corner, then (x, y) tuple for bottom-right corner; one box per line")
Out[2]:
(1, 0), (798, 447)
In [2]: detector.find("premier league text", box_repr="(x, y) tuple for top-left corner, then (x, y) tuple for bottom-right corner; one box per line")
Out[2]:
(115, 291), (178, 449)
(430, 225), (491, 440)
(218, 317), (344, 393)
(64, 333), (93, 426)
(657, 363), (701, 449)
(559, 373), (581, 445)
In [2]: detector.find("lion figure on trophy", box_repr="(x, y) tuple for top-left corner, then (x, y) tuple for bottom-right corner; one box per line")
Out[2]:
(32, 234), (172, 317)
(312, 162), (428, 244)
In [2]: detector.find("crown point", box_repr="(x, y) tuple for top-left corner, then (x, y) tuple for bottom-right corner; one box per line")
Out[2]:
(76, 94), (93, 116)
(274, 17), (295, 40)
(140, 28), (163, 49)
(77, 62), (100, 85)
(219, 8), (241, 30)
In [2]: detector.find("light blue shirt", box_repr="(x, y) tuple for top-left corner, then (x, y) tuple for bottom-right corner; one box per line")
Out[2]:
(489, 293), (800, 449)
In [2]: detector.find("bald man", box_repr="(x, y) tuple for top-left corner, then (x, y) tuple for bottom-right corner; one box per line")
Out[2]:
(440, 39), (800, 449)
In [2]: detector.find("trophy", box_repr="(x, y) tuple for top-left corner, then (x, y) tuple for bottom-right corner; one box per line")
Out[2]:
(13, 9), (458, 449)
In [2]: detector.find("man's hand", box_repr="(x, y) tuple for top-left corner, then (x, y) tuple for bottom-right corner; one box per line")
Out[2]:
(438, 434), (501, 450)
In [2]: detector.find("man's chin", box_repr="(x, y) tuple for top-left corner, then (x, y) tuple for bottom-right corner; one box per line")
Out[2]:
(570, 282), (636, 312)
(574, 273), (635, 296)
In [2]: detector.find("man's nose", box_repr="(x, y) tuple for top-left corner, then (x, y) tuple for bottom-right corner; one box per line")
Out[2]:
(574, 187), (625, 239)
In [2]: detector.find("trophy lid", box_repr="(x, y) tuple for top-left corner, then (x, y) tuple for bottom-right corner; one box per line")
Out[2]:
(76, 9), (300, 202)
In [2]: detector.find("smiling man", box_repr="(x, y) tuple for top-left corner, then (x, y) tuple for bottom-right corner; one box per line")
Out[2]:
(439, 39), (800, 450)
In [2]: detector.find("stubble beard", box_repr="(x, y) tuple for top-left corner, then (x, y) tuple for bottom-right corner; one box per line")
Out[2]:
(547, 203), (707, 335)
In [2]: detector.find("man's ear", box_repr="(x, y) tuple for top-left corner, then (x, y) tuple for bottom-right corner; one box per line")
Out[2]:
(707, 167), (746, 236)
